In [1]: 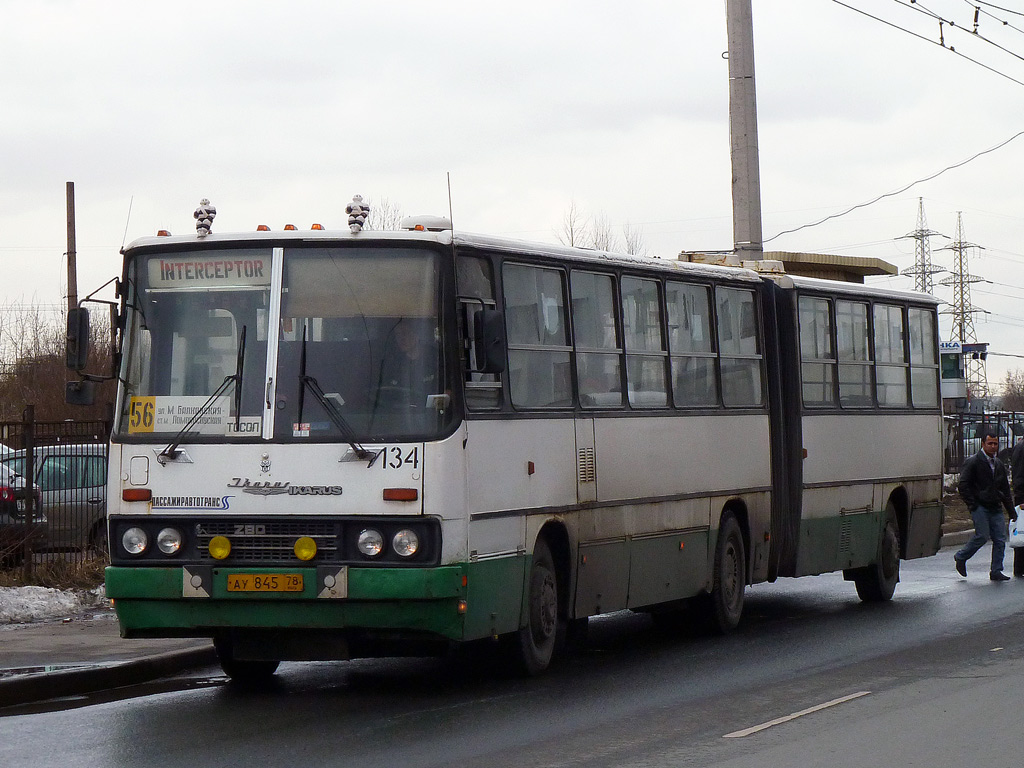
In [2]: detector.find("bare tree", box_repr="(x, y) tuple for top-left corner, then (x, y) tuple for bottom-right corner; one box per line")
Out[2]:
(365, 197), (404, 231)
(622, 221), (650, 258)
(1000, 369), (1024, 411)
(0, 302), (115, 422)
(556, 200), (590, 248)
(589, 212), (619, 252)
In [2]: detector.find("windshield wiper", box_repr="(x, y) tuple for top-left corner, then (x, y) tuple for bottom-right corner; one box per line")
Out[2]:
(158, 325), (247, 464)
(298, 326), (373, 462)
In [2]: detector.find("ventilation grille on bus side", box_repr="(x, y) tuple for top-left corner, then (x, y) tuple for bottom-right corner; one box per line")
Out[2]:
(577, 448), (596, 484)
(838, 517), (852, 553)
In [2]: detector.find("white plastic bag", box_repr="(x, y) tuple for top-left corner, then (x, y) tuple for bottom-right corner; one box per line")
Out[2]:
(1010, 508), (1024, 548)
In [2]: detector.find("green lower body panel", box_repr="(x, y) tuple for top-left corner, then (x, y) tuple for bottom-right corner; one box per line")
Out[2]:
(906, 501), (943, 559)
(795, 510), (882, 577)
(106, 557), (527, 648)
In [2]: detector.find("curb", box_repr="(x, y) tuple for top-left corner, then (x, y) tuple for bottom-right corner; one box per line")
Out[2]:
(0, 645), (218, 709)
(941, 530), (973, 548)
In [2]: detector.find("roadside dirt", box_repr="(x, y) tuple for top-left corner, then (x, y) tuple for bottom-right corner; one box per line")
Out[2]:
(942, 493), (973, 534)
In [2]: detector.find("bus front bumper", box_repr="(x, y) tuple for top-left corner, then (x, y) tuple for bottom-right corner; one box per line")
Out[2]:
(105, 558), (525, 647)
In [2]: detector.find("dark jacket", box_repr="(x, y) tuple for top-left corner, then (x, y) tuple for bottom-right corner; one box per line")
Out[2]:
(1010, 440), (1024, 504)
(959, 450), (1015, 517)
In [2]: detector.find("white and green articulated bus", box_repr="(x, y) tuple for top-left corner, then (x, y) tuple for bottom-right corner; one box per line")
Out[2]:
(66, 203), (944, 680)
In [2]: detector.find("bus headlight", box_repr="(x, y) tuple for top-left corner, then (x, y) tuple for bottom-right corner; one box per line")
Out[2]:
(392, 529), (420, 558)
(157, 528), (183, 555)
(122, 527), (149, 555)
(357, 528), (384, 557)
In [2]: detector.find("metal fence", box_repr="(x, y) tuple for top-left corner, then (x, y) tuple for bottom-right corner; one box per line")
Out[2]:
(0, 407), (110, 573)
(943, 411), (1024, 474)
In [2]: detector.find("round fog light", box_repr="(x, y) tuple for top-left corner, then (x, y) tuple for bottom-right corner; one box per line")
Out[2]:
(122, 527), (148, 556)
(357, 528), (384, 557)
(294, 536), (317, 561)
(208, 535), (232, 560)
(392, 529), (420, 558)
(157, 527), (182, 555)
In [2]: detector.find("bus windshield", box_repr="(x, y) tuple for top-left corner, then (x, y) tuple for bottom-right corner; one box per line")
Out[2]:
(118, 245), (453, 443)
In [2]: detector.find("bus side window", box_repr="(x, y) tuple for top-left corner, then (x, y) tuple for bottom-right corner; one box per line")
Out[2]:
(874, 304), (909, 407)
(908, 307), (939, 408)
(503, 263), (572, 409)
(716, 287), (763, 407)
(456, 255), (503, 410)
(666, 282), (717, 407)
(798, 296), (836, 407)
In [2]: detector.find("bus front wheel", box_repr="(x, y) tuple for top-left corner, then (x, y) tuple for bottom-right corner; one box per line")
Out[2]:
(853, 509), (900, 602)
(509, 536), (562, 676)
(214, 638), (280, 683)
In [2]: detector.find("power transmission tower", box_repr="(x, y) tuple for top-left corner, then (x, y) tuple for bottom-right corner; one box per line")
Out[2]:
(900, 197), (943, 294)
(938, 212), (988, 399)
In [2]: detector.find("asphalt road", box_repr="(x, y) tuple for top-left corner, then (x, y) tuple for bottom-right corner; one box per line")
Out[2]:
(3, 547), (1023, 768)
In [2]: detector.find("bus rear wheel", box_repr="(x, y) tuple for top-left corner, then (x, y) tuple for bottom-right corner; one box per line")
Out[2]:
(853, 509), (900, 602)
(698, 512), (746, 634)
(509, 536), (562, 676)
(214, 638), (280, 683)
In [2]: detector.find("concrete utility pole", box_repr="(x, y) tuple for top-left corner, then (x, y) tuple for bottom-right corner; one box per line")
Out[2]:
(900, 197), (943, 295)
(726, 0), (764, 261)
(66, 181), (78, 314)
(939, 212), (989, 399)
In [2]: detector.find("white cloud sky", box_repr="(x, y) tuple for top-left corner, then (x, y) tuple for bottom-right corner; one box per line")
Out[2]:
(2, 0), (1023, 383)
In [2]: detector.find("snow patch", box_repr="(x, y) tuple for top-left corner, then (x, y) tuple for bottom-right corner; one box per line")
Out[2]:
(0, 585), (109, 624)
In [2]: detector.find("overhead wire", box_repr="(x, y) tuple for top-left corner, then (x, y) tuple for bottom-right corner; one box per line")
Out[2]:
(970, 1), (1024, 21)
(830, 1), (1024, 87)
(765, 130), (1024, 242)
(901, 0), (1024, 63)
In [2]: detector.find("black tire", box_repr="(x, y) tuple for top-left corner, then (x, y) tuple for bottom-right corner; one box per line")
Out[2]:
(854, 506), (900, 602)
(699, 512), (746, 634)
(510, 537), (562, 676)
(1014, 546), (1024, 578)
(214, 638), (280, 683)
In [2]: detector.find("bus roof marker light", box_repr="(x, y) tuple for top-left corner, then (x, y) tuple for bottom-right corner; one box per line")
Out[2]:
(346, 194), (369, 234)
(193, 198), (216, 237)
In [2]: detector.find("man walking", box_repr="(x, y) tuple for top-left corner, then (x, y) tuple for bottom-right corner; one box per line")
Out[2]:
(955, 428), (1017, 581)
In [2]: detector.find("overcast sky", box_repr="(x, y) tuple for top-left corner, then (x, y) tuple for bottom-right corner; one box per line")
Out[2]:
(3, 0), (1023, 385)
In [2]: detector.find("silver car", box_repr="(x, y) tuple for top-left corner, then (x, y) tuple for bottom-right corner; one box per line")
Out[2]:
(1, 443), (108, 553)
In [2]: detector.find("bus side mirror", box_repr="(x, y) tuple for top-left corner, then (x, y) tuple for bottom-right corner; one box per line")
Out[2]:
(473, 308), (506, 374)
(66, 379), (97, 406)
(66, 307), (91, 371)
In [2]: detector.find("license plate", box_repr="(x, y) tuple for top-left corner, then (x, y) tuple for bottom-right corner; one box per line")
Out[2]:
(226, 574), (303, 592)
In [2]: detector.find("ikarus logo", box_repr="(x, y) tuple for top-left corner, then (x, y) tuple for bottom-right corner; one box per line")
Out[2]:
(227, 478), (343, 496)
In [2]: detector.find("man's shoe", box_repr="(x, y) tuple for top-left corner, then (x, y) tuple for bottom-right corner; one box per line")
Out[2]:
(991, 571), (1011, 581)
(955, 558), (967, 577)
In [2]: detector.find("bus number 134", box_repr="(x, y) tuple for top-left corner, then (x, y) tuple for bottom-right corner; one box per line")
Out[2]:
(377, 446), (419, 470)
